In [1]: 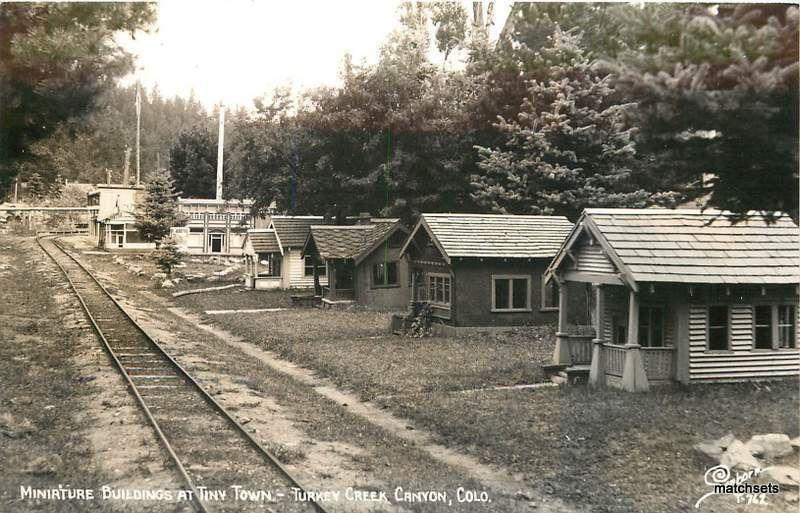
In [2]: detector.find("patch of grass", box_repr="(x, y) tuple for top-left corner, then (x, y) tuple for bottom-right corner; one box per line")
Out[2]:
(380, 380), (800, 513)
(264, 442), (306, 464)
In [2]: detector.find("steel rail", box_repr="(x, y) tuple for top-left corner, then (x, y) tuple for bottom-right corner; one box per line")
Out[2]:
(37, 236), (330, 513)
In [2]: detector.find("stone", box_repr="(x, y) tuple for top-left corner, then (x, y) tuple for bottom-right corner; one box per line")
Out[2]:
(171, 278), (181, 285)
(160, 280), (175, 289)
(152, 272), (167, 280)
(766, 466), (800, 488)
(715, 433), (736, 449)
(746, 434), (794, 459)
(0, 413), (36, 438)
(790, 437), (800, 449)
(720, 440), (761, 471)
(694, 442), (723, 461)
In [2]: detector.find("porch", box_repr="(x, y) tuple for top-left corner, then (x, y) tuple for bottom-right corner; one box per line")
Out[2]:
(319, 259), (356, 305)
(551, 282), (676, 391)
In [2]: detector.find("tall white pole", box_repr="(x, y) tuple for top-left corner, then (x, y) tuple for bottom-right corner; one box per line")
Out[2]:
(135, 86), (141, 185)
(216, 103), (225, 201)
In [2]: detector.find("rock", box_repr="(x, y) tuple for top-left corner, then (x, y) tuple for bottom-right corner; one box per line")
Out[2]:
(207, 276), (219, 282)
(694, 442), (723, 461)
(747, 434), (794, 459)
(160, 280), (175, 289)
(766, 466), (800, 488)
(720, 440), (761, 471)
(171, 278), (181, 285)
(152, 272), (167, 280)
(790, 437), (800, 449)
(715, 433), (736, 449)
(0, 412), (36, 438)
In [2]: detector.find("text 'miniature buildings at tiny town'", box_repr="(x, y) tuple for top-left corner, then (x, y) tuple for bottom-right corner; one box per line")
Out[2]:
(301, 218), (410, 309)
(398, 213), (588, 330)
(545, 208), (800, 391)
(241, 216), (329, 290)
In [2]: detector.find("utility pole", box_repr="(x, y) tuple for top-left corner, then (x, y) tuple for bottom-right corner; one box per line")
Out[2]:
(216, 103), (225, 201)
(135, 86), (142, 185)
(123, 146), (131, 185)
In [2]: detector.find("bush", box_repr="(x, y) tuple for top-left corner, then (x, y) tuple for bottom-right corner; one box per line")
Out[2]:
(151, 236), (182, 274)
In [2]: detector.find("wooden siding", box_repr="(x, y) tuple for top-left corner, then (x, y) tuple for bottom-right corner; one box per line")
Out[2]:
(575, 244), (616, 274)
(688, 305), (800, 381)
(284, 249), (327, 289)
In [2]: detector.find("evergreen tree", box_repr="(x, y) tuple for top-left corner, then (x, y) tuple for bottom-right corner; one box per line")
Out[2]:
(152, 236), (182, 274)
(472, 31), (676, 220)
(169, 127), (218, 198)
(49, 174), (65, 199)
(27, 172), (45, 202)
(134, 169), (180, 246)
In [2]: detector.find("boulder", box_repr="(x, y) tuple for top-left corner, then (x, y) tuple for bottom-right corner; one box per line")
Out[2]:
(720, 440), (761, 471)
(766, 466), (800, 488)
(160, 280), (175, 289)
(715, 433), (736, 449)
(747, 434), (794, 459)
(694, 442), (723, 461)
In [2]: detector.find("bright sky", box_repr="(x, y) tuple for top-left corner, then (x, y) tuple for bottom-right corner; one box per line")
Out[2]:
(118, 0), (511, 110)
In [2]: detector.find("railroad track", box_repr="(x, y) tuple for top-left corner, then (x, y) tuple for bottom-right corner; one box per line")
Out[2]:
(37, 236), (329, 513)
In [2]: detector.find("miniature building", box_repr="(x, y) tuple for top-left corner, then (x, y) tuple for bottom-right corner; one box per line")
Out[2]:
(241, 216), (328, 290)
(399, 213), (584, 327)
(302, 219), (410, 308)
(87, 184), (153, 250)
(172, 198), (258, 255)
(545, 208), (800, 391)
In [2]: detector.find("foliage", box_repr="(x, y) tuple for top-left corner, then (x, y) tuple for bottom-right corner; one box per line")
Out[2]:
(133, 169), (181, 245)
(408, 302), (433, 338)
(26, 173), (45, 202)
(0, 3), (156, 196)
(151, 236), (182, 274)
(473, 31), (677, 219)
(169, 126), (218, 198)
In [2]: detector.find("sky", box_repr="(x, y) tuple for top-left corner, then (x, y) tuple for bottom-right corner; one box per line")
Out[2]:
(118, 1), (512, 110)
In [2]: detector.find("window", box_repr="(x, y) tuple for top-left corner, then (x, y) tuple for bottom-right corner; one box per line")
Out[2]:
(258, 253), (281, 277)
(707, 305), (729, 351)
(541, 276), (559, 311)
(303, 256), (326, 277)
(372, 261), (398, 287)
(778, 305), (796, 349)
(754, 305), (773, 349)
(492, 275), (530, 312)
(638, 306), (664, 347)
(427, 274), (451, 305)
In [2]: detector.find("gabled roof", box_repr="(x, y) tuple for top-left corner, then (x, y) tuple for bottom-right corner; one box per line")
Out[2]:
(269, 216), (325, 248)
(242, 229), (281, 254)
(303, 220), (406, 265)
(399, 213), (574, 263)
(549, 208), (800, 285)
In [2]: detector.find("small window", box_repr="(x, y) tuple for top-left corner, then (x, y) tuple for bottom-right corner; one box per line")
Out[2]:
(754, 305), (773, 349)
(304, 256), (326, 277)
(427, 274), (451, 305)
(778, 305), (796, 349)
(707, 305), (729, 351)
(541, 276), (559, 310)
(492, 276), (530, 312)
(372, 262), (398, 287)
(638, 306), (665, 347)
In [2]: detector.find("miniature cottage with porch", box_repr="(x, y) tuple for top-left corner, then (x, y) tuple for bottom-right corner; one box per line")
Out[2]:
(241, 216), (328, 290)
(302, 219), (409, 308)
(399, 213), (585, 328)
(545, 208), (800, 391)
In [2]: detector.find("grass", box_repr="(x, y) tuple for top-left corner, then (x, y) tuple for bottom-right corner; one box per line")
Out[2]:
(379, 380), (799, 513)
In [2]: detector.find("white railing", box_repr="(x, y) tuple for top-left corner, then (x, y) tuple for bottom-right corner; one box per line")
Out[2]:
(604, 344), (626, 377)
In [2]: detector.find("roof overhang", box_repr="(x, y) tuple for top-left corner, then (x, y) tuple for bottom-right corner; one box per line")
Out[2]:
(398, 216), (450, 264)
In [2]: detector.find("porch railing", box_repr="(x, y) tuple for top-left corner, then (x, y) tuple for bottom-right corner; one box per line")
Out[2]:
(641, 347), (675, 382)
(567, 335), (593, 365)
(604, 344), (626, 377)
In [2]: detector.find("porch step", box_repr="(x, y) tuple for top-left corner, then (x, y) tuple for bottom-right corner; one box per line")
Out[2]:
(320, 298), (355, 310)
(543, 364), (590, 385)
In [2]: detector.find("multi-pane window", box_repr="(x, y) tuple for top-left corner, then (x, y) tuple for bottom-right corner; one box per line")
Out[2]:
(754, 305), (773, 349)
(707, 305), (729, 351)
(372, 262), (398, 287)
(428, 274), (451, 305)
(638, 306), (664, 347)
(492, 276), (530, 312)
(304, 256), (326, 277)
(778, 305), (797, 349)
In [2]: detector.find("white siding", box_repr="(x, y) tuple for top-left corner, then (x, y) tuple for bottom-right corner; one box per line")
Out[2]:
(284, 249), (327, 289)
(575, 244), (616, 274)
(688, 305), (800, 381)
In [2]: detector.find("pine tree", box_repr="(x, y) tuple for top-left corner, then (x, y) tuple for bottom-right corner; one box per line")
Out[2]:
(151, 236), (182, 274)
(27, 172), (45, 202)
(49, 174), (64, 199)
(472, 31), (676, 219)
(134, 169), (180, 246)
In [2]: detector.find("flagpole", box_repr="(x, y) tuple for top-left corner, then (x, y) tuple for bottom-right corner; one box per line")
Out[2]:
(216, 102), (225, 201)
(135, 86), (141, 185)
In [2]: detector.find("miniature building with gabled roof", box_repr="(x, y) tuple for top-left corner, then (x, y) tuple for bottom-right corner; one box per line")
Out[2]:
(545, 208), (800, 391)
(399, 213), (584, 328)
(302, 218), (410, 308)
(241, 216), (328, 290)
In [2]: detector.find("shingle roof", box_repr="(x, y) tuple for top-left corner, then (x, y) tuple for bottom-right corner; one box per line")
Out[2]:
(307, 221), (401, 262)
(584, 208), (800, 284)
(410, 213), (574, 260)
(270, 216), (325, 248)
(245, 230), (281, 254)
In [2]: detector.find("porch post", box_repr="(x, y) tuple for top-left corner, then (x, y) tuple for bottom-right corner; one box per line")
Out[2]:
(552, 279), (572, 366)
(622, 288), (649, 392)
(313, 256), (321, 296)
(588, 284), (605, 386)
(328, 261), (337, 300)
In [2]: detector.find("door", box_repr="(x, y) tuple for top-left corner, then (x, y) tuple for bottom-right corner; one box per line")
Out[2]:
(208, 233), (224, 253)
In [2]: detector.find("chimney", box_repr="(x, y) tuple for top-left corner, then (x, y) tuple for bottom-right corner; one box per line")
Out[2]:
(357, 212), (371, 225)
(106, 169), (112, 184)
